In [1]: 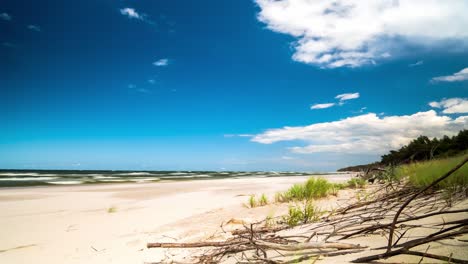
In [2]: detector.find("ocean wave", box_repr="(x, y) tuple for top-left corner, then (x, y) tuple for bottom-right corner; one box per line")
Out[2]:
(0, 172), (41, 177)
(49, 181), (84, 185)
(0, 177), (58, 181)
(115, 172), (153, 176)
(93, 176), (119, 179)
(163, 175), (212, 179)
(168, 172), (191, 175)
(131, 178), (160, 183)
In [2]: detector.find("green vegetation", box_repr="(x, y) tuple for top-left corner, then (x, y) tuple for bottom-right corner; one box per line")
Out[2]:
(347, 178), (367, 189)
(265, 211), (276, 227)
(281, 177), (332, 202)
(394, 154), (468, 190)
(337, 162), (381, 172)
(259, 193), (268, 206)
(338, 130), (468, 172)
(272, 178), (348, 204)
(107, 206), (117, 213)
(381, 130), (468, 165)
(283, 202), (321, 226)
(248, 195), (257, 208)
(247, 194), (270, 208)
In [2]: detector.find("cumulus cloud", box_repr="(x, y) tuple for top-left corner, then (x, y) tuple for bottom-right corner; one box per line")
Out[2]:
(429, 98), (468, 114)
(0, 12), (11, 21)
(251, 110), (467, 154)
(120, 8), (142, 19)
(311, 92), (359, 109)
(311, 103), (335, 109)
(431, 68), (468, 82)
(255, 0), (468, 68)
(335, 92), (359, 102)
(27, 25), (41, 32)
(409, 60), (424, 67)
(153, 58), (169, 66)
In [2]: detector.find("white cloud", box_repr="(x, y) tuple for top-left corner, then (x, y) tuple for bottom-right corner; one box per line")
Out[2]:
(311, 103), (335, 109)
(357, 107), (367, 113)
(409, 60), (424, 67)
(255, 0), (468, 68)
(0, 12), (11, 21)
(429, 98), (468, 114)
(251, 110), (467, 154)
(153, 59), (169, 66)
(335, 92), (360, 101)
(27, 25), (41, 32)
(120, 8), (142, 20)
(431, 68), (468, 82)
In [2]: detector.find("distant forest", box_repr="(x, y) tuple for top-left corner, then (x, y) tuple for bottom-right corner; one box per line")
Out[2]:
(338, 130), (468, 172)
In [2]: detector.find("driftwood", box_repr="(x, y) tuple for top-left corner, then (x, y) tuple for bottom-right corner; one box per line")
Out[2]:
(147, 159), (468, 263)
(386, 156), (468, 252)
(147, 241), (243, 248)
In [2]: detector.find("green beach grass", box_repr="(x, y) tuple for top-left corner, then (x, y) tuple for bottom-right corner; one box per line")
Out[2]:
(394, 154), (468, 189)
(274, 177), (346, 203)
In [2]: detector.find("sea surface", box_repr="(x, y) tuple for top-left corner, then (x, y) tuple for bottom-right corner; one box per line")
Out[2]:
(0, 170), (347, 188)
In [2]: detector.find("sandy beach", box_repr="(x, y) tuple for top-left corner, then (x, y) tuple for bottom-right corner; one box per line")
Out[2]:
(0, 174), (352, 264)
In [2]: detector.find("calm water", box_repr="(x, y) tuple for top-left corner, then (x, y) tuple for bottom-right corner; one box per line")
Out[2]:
(0, 170), (345, 188)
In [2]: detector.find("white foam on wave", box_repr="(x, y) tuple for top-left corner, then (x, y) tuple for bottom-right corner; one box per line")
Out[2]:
(163, 175), (212, 179)
(0, 177), (58, 181)
(131, 178), (161, 183)
(93, 176), (119, 179)
(49, 181), (84, 185)
(0, 172), (41, 177)
(116, 172), (153, 176)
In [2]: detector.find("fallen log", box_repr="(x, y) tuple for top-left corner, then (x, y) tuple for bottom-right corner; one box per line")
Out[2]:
(254, 241), (366, 251)
(147, 240), (243, 248)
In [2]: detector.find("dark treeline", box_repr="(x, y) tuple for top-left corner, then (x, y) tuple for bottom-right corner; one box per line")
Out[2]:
(381, 129), (468, 164)
(338, 130), (468, 172)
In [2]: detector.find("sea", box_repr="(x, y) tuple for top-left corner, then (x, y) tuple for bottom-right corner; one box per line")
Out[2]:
(0, 170), (345, 188)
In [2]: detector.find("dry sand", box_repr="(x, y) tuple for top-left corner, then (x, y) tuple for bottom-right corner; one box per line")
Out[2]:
(0, 174), (351, 264)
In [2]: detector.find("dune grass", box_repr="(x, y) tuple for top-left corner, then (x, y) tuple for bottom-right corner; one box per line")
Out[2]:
(259, 193), (268, 206)
(248, 195), (257, 208)
(283, 201), (321, 226)
(107, 206), (117, 213)
(394, 154), (468, 190)
(247, 193), (270, 208)
(276, 177), (345, 202)
(347, 178), (367, 189)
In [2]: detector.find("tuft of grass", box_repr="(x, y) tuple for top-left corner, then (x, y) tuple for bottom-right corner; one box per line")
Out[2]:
(330, 183), (345, 196)
(347, 178), (367, 189)
(304, 177), (331, 199)
(281, 177), (333, 202)
(274, 192), (286, 203)
(107, 206), (117, 213)
(265, 211), (276, 227)
(259, 193), (268, 206)
(283, 201), (321, 226)
(248, 195), (257, 208)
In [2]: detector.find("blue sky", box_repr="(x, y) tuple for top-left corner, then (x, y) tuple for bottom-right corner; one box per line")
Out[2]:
(1, 0), (467, 171)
